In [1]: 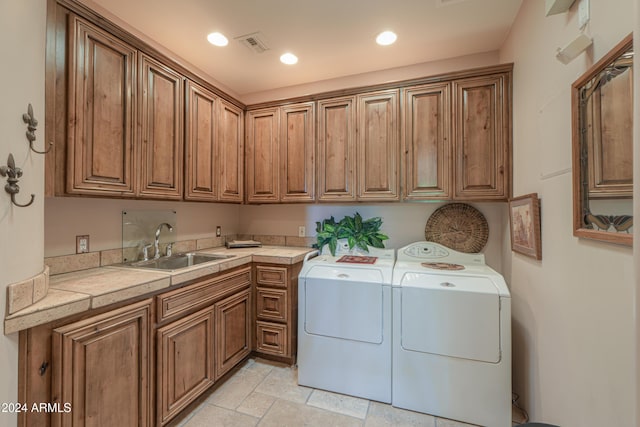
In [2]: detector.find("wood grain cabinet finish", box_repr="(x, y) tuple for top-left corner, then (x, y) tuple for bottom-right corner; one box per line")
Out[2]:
(280, 102), (315, 202)
(138, 53), (184, 199)
(452, 74), (510, 200)
(317, 96), (357, 201)
(214, 289), (252, 379)
(51, 299), (153, 427)
(66, 15), (137, 196)
(356, 89), (400, 200)
(185, 80), (219, 201)
(157, 307), (214, 425)
(218, 99), (245, 202)
(246, 107), (280, 203)
(402, 83), (452, 200)
(253, 263), (300, 364)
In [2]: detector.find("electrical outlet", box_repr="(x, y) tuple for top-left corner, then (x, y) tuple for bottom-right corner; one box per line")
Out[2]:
(578, 0), (589, 29)
(76, 235), (89, 254)
(298, 226), (306, 237)
(216, 226), (221, 237)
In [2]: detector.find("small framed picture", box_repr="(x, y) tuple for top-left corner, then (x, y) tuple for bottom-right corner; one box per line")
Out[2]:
(509, 193), (542, 260)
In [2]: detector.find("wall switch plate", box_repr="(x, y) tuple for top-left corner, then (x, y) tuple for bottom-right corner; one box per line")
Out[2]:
(76, 235), (89, 254)
(298, 226), (306, 237)
(216, 226), (221, 237)
(578, 0), (589, 28)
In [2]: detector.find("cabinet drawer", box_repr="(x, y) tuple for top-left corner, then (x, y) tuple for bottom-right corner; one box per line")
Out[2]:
(256, 288), (288, 322)
(256, 321), (288, 356)
(256, 265), (288, 288)
(157, 266), (251, 323)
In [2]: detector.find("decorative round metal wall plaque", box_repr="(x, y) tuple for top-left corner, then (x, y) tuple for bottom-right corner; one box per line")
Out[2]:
(424, 203), (489, 253)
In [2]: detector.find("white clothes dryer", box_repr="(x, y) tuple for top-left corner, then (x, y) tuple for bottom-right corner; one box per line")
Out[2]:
(298, 243), (394, 403)
(392, 242), (511, 427)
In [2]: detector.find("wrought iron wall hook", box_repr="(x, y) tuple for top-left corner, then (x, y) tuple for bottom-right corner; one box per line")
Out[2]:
(22, 103), (52, 154)
(0, 153), (35, 208)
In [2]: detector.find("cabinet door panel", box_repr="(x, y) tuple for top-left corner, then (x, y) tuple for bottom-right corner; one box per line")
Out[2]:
(317, 97), (356, 201)
(215, 289), (251, 379)
(246, 108), (279, 203)
(281, 102), (315, 202)
(52, 299), (152, 427)
(218, 100), (244, 202)
(185, 81), (217, 201)
(402, 83), (451, 200)
(453, 75), (509, 200)
(67, 16), (136, 196)
(157, 307), (214, 425)
(357, 90), (399, 200)
(139, 54), (184, 199)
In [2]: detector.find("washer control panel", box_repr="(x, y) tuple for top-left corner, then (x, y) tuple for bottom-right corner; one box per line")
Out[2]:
(402, 242), (449, 259)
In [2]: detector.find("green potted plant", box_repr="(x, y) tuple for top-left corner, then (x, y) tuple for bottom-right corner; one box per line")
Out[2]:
(314, 212), (389, 256)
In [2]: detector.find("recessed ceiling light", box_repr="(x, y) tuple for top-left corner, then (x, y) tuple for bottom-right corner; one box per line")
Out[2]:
(207, 32), (228, 47)
(376, 31), (397, 46)
(280, 53), (298, 65)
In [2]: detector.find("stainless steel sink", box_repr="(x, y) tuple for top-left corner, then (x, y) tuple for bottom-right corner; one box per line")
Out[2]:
(120, 252), (235, 271)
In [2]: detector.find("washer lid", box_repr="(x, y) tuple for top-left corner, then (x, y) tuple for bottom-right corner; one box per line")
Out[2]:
(398, 273), (502, 296)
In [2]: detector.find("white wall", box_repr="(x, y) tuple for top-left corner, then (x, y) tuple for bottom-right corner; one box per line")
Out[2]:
(500, 1), (635, 425)
(45, 198), (241, 256)
(0, 0), (47, 425)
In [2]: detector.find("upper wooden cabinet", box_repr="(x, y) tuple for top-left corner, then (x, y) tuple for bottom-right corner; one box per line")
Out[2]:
(452, 74), (510, 200)
(317, 97), (357, 201)
(66, 15), (137, 196)
(138, 54), (184, 199)
(246, 103), (315, 203)
(280, 102), (315, 202)
(185, 83), (244, 203)
(218, 99), (245, 202)
(402, 83), (451, 200)
(356, 90), (400, 201)
(246, 107), (280, 203)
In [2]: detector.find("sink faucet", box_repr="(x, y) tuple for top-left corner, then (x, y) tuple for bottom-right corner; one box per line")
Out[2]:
(154, 223), (173, 259)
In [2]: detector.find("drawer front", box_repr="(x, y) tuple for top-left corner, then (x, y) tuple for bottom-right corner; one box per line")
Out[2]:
(256, 321), (288, 356)
(157, 266), (251, 323)
(256, 265), (288, 288)
(256, 288), (287, 322)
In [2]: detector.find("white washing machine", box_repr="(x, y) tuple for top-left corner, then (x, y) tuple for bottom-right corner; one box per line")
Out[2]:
(392, 242), (511, 427)
(298, 243), (394, 403)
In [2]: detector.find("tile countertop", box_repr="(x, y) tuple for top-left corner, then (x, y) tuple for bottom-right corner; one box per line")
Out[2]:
(5, 246), (315, 335)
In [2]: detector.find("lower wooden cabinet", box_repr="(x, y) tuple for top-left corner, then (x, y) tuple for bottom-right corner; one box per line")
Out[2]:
(157, 307), (215, 425)
(253, 263), (301, 364)
(51, 299), (153, 427)
(214, 289), (252, 379)
(18, 262), (304, 426)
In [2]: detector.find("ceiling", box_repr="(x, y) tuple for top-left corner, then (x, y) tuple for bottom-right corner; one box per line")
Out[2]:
(89, 0), (523, 97)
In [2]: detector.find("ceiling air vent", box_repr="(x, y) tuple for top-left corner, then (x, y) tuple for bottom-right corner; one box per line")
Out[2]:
(235, 32), (270, 54)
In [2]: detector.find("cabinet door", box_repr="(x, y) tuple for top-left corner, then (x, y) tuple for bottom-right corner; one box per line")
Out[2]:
(157, 307), (215, 425)
(218, 100), (244, 202)
(280, 102), (315, 202)
(453, 74), (510, 200)
(215, 289), (252, 379)
(246, 108), (280, 203)
(317, 97), (357, 201)
(139, 54), (184, 199)
(357, 90), (400, 200)
(185, 80), (218, 201)
(52, 299), (152, 427)
(66, 16), (137, 196)
(402, 83), (451, 200)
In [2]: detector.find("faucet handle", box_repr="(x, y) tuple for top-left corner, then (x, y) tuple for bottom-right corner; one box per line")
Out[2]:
(142, 243), (153, 261)
(166, 242), (174, 257)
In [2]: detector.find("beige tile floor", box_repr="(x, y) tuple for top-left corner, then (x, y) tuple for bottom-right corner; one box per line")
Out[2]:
(177, 358), (484, 427)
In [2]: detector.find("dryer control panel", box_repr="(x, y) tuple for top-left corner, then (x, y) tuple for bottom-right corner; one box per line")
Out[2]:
(398, 241), (485, 265)
(402, 242), (449, 259)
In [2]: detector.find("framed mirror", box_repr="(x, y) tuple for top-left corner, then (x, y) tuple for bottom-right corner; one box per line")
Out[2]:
(572, 33), (633, 246)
